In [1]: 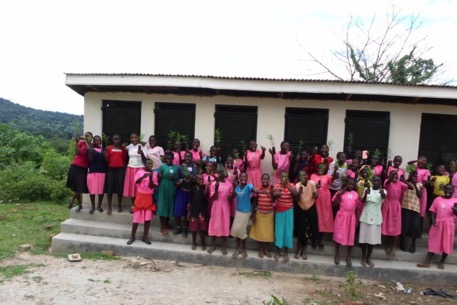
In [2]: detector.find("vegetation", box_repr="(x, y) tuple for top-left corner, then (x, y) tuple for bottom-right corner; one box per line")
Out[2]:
(0, 98), (83, 152)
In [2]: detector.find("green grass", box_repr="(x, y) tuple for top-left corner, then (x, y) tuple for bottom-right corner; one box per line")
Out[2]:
(234, 270), (272, 278)
(0, 202), (69, 260)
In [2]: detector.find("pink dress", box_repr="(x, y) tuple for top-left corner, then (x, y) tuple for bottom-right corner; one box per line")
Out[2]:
(346, 169), (356, 179)
(387, 166), (405, 178)
(333, 190), (358, 246)
(208, 180), (233, 237)
(372, 165), (383, 177)
(226, 168), (238, 217)
(272, 151), (291, 185)
(417, 168), (431, 217)
(246, 150), (263, 187)
(234, 158), (245, 173)
(381, 180), (408, 236)
(172, 151), (185, 166)
(190, 149), (205, 163)
(311, 173), (334, 232)
(428, 196), (456, 254)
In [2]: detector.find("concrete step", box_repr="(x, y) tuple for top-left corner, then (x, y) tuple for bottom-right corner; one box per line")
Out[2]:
(59, 218), (457, 264)
(51, 232), (457, 285)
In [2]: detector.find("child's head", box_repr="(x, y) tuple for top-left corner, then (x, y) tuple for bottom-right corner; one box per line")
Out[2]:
(320, 144), (329, 156)
(174, 141), (182, 151)
(299, 171), (309, 184)
(164, 151), (174, 165)
(299, 150), (308, 161)
(444, 184), (454, 198)
(184, 151), (192, 164)
(225, 156), (234, 168)
(93, 135), (102, 148)
(408, 170), (418, 184)
(389, 169), (399, 182)
(370, 155), (380, 166)
(217, 166), (228, 179)
(205, 162), (214, 174)
(360, 165), (371, 180)
(261, 173), (270, 187)
(239, 172), (248, 185)
(130, 133), (139, 145)
(231, 148), (240, 158)
(447, 160), (456, 173)
(84, 131), (93, 143)
(372, 176), (381, 189)
(148, 135), (157, 148)
(195, 173), (204, 186)
(280, 141), (290, 152)
(317, 164), (327, 175)
(350, 158), (360, 170)
(353, 150), (362, 160)
(112, 134), (121, 146)
(145, 159), (154, 171)
(192, 138), (200, 149)
(280, 172), (289, 185)
(249, 140), (257, 152)
(436, 164), (446, 175)
(417, 155), (427, 169)
(336, 152), (346, 164)
(209, 146), (216, 156)
(393, 155), (402, 168)
(345, 177), (356, 191)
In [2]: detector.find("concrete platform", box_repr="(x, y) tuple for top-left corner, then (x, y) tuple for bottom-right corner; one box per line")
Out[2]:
(51, 203), (457, 285)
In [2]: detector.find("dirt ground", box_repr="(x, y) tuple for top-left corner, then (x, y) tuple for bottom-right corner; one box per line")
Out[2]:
(1, 253), (457, 305)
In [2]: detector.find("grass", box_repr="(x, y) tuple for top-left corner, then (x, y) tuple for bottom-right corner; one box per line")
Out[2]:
(234, 270), (272, 278)
(0, 202), (69, 260)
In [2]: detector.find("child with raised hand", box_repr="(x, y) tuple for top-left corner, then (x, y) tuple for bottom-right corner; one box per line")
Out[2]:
(332, 177), (359, 267)
(105, 134), (127, 215)
(386, 155), (405, 179)
(311, 164), (334, 249)
(307, 144), (333, 176)
(382, 169), (409, 257)
(87, 135), (107, 214)
(144, 135), (164, 171)
(207, 166), (234, 255)
(328, 152), (348, 198)
(244, 140), (266, 187)
(294, 171), (318, 260)
(400, 170), (422, 253)
(359, 176), (386, 268)
(127, 159), (157, 245)
(173, 151), (198, 237)
(250, 173), (275, 258)
(123, 133), (146, 213)
(188, 173), (209, 250)
(156, 151), (179, 236)
(345, 158), (359, 179)
(273, 172), (297, 263)
(417, 184), (457, 270)
(225, 156), (239, 220)
(230, 172), (254, 258)
(269, 141), (293, 185)
(67, 131), (92, 211)
(291, 150), (309, 183)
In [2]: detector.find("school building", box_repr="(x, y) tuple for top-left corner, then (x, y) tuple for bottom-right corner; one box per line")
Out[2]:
(65, 73), (457, 172)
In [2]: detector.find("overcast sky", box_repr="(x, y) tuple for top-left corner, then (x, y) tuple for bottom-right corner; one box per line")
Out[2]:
(0, 0), (456, 115)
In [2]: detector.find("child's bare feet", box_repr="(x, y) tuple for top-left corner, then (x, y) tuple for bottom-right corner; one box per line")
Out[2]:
(437, 262), (445, 270)
(221, 247), (228, 255)
(283, 253), (289, 263)
(367, 259), (374, 268)
(294, 253), (300, 259)
(201, 244), (206, 251)
(242, 250), (247, 258)
(274, 253), (280, 261)
(302, 254), (308, 260)
(264, 251), (272, 258)
(346, 258), (352, 267)
(127, 238), (135, 245)
(89, 207), (95, 214)
(258, 251), (264, 258)
(334, 257), (340, 265)
(191, 244), (197, 250)
(417, 262), (430, 268)
(207, 246), (216, 254)
(107, 207), (112, 215)
(361, 260), (367, 267)
(232, 249), (240, 259)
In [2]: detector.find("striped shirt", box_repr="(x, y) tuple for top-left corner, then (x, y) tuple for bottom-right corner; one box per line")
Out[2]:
(274, 183), (294, 212)
(256, 185), (274, 213)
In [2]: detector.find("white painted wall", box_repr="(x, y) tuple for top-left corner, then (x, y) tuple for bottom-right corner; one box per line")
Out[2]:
(84, 92), (457, 174)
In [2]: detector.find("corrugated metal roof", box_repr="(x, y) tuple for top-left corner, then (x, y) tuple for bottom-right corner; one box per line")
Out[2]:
(64, 73), (457, 89)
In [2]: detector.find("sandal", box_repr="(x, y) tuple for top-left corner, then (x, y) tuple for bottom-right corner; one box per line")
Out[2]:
(97, 207), (104, 213)
(89, 207), (95, 214)
(75, 206), (82, 212)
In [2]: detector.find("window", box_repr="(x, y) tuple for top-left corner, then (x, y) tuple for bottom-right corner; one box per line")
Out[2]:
(344, 110), (390, 159)
(154, 103), (196, 150)
(419, 113), (457, 167)
(214, 105), (258, 159)
(102, 100), (141, 144)
(284, 107), (329, 153)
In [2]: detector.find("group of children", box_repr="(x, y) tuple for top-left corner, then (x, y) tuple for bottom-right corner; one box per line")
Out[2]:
(66, 134), (457, 269)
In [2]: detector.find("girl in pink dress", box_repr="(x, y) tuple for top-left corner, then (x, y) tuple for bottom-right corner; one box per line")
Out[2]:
(270, 141), (293, 185)
(332, 177), (358, 267)
(418, 184), (457, 269)
(386, 155), (405, 179)
(369, 155), (384, 179)
(407, 156), (431, 217)
(207, 168), (234, 255)
(382, 169), (409, 257)
(345, 158), (360, 179)
(123, 133), (146, 212)
(190, 138), (205, 164)
(311, 164), (334, 249)
(231, 147), (245, 173)
(225, 156), (239, 218)
(244, 140), (266, 187)
(172, 141), (185, 166)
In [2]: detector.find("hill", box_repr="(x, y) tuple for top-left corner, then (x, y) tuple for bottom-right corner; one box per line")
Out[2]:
(0, 98), (83, 140)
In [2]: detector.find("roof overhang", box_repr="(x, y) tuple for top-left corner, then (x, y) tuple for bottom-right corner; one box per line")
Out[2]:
(65, 73), (457, 106)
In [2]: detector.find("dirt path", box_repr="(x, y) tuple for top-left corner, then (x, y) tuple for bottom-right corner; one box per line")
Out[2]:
(1, 253), (456, 305)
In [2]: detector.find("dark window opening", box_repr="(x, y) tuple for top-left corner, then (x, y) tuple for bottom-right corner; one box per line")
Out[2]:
(284, 108), (329, 154)
(214, 105), (257, 160)
(154, 103), (196, 150)
(102, 100), (141, 144)
(344, 110), (390, 160)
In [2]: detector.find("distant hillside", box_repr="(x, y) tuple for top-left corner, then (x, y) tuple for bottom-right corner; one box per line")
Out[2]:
(0, 98), (83, 140)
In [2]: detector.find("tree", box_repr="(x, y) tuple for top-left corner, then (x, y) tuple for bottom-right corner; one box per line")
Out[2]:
(308, 7), (442, 84)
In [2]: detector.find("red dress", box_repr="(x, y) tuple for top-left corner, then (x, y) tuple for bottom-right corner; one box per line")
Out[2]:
(381, 180), (408, 236)
(310, 174), (334, 233)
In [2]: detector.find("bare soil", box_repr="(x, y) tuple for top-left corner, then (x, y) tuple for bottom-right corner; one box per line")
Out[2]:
(1, 252), (456, 305)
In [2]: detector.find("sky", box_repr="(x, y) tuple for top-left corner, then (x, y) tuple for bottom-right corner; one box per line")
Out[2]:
(0, 0), (456, 115)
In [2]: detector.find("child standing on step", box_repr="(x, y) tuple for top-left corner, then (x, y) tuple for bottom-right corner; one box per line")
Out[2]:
(105, 134), (127, 215)
(417, 184), (457, 269)
(332, 177), (358, 267)
(87, 135), (107, 214)
(269, 141), (293, 185)
(123, 133), (146, 213)
(400, 170), (422, 253)
(188, 173), (208, 250)
(127, 159), (157, 245)
(244, 140), (266, 187)
(156, 151), (178, 236)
